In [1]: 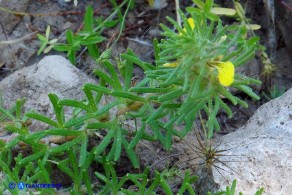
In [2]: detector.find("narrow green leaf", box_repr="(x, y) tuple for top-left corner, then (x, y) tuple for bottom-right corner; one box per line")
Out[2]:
(38, 159), (52, 183)
(84, 6), (93, 31)
(153, 38), (160, 62)
(128, 122), (145, 149)
(122, 137), (139, 168)
(19, 149), (46, 165)
(160, 177), (172, 194)
(20, 162), (34, 181)
(95, 100), (119, 116)
(83, 171), (93, 195)
(104, 19), (119, 28)
(45, 25), (51, 39)
(210, 7), (236, 16)
(129, 87), (173, 93)
(235, 85), (260, 100)
(0, 159), (13, 177)
(66, 30), (74, 45)
(0, 107), (15, 120)
(95, 171), (109, 184)
(206, 11), (220, 21)
(146, 107), (164, 122)
(26, 171), (42, 183)
(53, 44), (70, 52)
(86, 44), (100, 60)
(86, 121), (114, 129)
(126, 104), (149, 118)
(80, 36), (105, 45)
(68, 149), (78, 177)
(83, 88), (97, 112)
(48, 94), (64, 126)
(93, 69), (117, 89)
(231, 179), (237, 194)
(25, 112), (58, 127)
(123, 58), (133, 90)
(114, 126), (122, 161)
(94, 129), (115, 155)
(84, 83), (112, 94)
(234, 2), (245, 19)
(58, 99), (92, 113)
(111, 91), (146, 102)
(162, 103), (181, 108)
(110, 0), (123, 27)
(68, 48), (77, 64)
(5, 137), (20, 149)
(106, 137), (117, 162)
(145, 172), (160, 194)
(103, 61), (122, 90)
(219, 86), (238, 105)
(164, 16), (184, 35)
(158, 89), (186, 102)
(44, 128), (83, 136)
(165, 126), (173, 150)
(178, 100), (205, 124)
(121, 53), (151, 71)
(64, 114), (93, 128)
(49, 136), (82, 154)
(234, 51), (256, 67)
(192, 0), (205, 9)
(218, 98), (233, 118)
(81, 149), (95, 170)
(57, 159), (74, 178)
(4, 125), (26, 135)
(204, 0), (214, 11)
(37, 34), (47, 42)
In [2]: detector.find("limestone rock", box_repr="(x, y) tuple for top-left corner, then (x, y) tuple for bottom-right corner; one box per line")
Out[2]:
(212, 88), (292, 194)
(0, 55), (96, 132)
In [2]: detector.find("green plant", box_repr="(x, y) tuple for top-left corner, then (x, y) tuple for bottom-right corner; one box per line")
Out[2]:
(94, 157), (198, 195)
(0, 0), (263, 194)
(211, 180), (264, 195)
(37, 6), (105, 64)
(37, 1), (134, 64)
(146, 6), (261, 139)
(262, 85), (286, 101)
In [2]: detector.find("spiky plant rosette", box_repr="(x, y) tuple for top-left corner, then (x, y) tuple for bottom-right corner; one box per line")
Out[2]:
(145, 9), (261, 138)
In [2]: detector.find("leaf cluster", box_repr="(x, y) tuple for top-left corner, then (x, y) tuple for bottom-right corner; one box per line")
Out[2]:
(144, 8), (261, 137)
(37, 0), (133, 64)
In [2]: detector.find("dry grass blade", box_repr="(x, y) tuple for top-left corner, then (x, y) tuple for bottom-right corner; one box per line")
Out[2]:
(181, 132), (249, 184)
(0, 32), (36, 47)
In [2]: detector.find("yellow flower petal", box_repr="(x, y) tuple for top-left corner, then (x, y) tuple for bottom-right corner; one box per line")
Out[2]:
(216, 61), (234, 86)
(179, 18), (195, 35)
(187, 18), (195, 30)
(162, 61), (179, 67)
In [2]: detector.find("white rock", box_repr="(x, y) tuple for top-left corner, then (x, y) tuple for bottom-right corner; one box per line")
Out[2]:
(0, 55), (96, 131)
(213, 88), (292, 194)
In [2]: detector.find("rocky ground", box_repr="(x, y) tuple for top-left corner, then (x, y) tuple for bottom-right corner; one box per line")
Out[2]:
(0, 0), (292, 194)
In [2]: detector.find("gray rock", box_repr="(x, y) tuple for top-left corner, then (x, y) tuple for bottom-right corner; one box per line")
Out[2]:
(0, 55), (96, 132)
(212, 88), (292, 194)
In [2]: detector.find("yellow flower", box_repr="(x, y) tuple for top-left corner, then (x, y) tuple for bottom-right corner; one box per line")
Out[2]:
(215, 61), (234, 86)
(162, 61), (179, 67)
(179, 18), (195, 35)
(162, 60), (234, 86)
